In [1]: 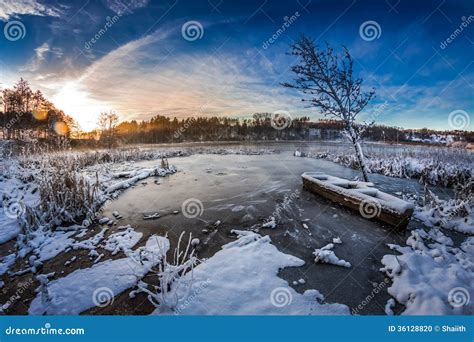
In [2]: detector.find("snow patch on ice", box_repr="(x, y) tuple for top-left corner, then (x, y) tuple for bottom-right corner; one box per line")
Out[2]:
(261, 216), (277, 229)
(103, 226), (142, 255)
(153, 230), (350, 315)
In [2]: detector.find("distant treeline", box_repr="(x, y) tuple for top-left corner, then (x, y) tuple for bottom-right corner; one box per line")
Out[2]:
(77, 113), (473, 144)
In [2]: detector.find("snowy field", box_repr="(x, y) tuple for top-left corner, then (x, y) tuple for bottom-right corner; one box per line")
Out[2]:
(0, 142), (472, 316)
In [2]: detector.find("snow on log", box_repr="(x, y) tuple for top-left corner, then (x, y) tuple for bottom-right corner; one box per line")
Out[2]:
(302, 172), (414, 229)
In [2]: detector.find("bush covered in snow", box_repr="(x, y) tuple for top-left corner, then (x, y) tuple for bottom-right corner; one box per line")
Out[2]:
(302, 146), (473, 187)
(412, 183), (473, 235)
(25, 163), (100, 232)
(134, 232), (200, 313)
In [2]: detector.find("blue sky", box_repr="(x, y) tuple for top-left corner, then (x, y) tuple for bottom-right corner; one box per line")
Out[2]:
(0, 0), (473, 131)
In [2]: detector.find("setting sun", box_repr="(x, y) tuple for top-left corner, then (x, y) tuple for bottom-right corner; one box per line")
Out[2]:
(51, 82), (109, 132)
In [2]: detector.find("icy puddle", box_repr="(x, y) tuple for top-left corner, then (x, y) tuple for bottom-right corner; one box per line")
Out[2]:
(99, 151), (451, 314)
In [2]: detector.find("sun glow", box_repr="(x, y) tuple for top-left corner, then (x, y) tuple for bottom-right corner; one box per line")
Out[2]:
(51, 82), (110, 132)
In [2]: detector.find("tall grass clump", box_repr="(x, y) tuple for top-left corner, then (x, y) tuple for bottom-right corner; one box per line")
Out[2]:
(19, 155), (101, 234)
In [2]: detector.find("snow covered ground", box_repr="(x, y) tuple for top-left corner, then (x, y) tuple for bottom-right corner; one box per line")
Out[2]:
(0, 155), (177, 279)
(381, 229), (473, 315)
(29, 235), (169, 315)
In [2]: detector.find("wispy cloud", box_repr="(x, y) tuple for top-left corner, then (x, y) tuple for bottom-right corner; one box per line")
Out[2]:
(106, 0), (149, 15)
(19, 42), (64, 73)
(0, 0), (60, 21)
(38, 27), (309, 130)
(35, 42), (63, 60)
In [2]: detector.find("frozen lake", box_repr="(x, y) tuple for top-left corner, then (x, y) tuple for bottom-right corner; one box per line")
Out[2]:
(101, 147), (455, 314)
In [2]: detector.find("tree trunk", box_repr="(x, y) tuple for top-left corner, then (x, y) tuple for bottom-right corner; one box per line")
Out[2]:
(353, 140), (370, 182)
(348, 126), (370, 182)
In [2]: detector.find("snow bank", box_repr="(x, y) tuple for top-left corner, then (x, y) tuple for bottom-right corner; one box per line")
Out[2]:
(381, 229), (473, 315)
(35, 231), (76, 262)
(0, 254), (16, 276)
(153, 230), (350, 315)
(105, 167), (176, 194)
(29, 235), (169, 315)
(0, 163), (40, 243)
(0, 219), (21, 245)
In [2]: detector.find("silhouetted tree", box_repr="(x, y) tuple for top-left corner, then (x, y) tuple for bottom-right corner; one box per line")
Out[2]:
(283, 34), (375, 181)
(97, 111), (119, 147)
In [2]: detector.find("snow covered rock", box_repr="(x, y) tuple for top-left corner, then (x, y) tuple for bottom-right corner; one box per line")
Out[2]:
(313, 243), (351, 268)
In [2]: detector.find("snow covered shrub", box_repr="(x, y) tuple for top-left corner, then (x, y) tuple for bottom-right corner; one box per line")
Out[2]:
(20, 156), (101, 233)
(135, 232), (199, 313)
(160, 157), (170, 170)
(304, 146), (473, 187)
(414, 182), (473, 234)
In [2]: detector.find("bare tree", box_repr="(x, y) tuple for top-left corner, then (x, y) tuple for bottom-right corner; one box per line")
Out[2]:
(97, 111), (119, 147)
(283, 34), (375, 181)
